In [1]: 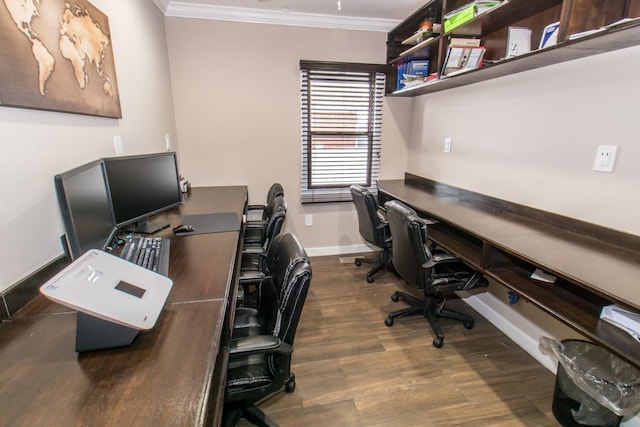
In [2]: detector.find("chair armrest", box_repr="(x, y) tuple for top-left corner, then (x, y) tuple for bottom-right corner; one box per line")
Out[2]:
(247, 204), (267, 211)
(422, 253), (458, 269)
(246, 220), (267, 228)
(230, 335), (293, 357)
(243, 246), (266, 255)
(238, 272), (265, 286)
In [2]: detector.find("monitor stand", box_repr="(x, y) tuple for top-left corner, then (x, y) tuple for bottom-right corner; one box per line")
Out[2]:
(129, 220), (170, 235)
(76, 312), (139, 352)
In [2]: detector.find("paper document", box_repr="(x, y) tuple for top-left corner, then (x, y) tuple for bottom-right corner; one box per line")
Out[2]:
(530, 268), (556, 283)
(600, 304), (640, 342)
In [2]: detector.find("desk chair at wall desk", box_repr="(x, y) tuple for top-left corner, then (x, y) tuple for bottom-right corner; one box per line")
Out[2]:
(246, 183), (284, 221)
(384, 200), (487, 348)
(350, 184), (392, 283)
(244, 195), (287, 247)
(223, 233), (312, 427)
(240, 196), (287, 307)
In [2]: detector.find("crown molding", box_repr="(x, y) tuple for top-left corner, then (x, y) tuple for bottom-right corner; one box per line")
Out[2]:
(152, 0), (170, 14)
(163, 2), (399, 32)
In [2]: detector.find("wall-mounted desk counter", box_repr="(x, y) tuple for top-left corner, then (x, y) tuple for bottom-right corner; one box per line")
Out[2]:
(378, 175), (640, 368)
(0, 186), (247, 426)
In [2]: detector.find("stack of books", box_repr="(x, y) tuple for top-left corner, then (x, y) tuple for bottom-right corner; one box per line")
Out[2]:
(396, 60), (429, 90)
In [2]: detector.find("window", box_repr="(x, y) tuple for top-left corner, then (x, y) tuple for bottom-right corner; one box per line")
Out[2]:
(300, 61), (386, 203)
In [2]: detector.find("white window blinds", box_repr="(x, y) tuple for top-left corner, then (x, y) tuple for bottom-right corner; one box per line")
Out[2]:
(300, 61), (386, 203)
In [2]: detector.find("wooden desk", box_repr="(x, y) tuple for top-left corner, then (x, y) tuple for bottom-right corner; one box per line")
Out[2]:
(0, 186), (247, 426)
(378, 176), (640, 368)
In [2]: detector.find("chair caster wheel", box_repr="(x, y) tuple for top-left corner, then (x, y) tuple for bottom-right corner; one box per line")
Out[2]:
(355, 259), (362, 267)
(391, 293), (399, 302)
(285, 375), (296, 393)
(464, 320), (475, 329)
(385, 317), (393, 327)
(366, 275), (374, 283)
(433, 337), (444, 348)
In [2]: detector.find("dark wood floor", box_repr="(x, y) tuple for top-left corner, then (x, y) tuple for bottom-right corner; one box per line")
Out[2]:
(242, 254), (560, 426)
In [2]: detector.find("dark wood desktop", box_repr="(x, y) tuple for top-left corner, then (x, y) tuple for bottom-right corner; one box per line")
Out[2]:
(378, 175), (640, 369)
(0, 186), (247, 426)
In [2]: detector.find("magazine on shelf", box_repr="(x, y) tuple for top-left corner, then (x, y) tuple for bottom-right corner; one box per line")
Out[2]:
(441, 46), (486, 77)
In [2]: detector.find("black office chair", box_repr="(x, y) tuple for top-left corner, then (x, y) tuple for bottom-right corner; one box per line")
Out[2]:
(350, 184), (392, 283)
(238, 226), (287, 309)
(223, 233), (312, 427)
(239, 196), (287, 307)
(384, 200), (487, 348)
(247, 183), (284, 222)
(244, 195), (287, 247)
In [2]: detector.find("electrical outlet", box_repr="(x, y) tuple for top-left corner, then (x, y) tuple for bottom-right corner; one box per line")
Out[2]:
(165, 134), (171, 151)
(305, 214), (313, 227)
(444, 137), (452, 153)
(593, 145), (618, 172)
(113, 136), (123, 156)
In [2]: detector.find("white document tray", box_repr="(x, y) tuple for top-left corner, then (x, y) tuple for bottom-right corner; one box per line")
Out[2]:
(41, 249), (173, 331)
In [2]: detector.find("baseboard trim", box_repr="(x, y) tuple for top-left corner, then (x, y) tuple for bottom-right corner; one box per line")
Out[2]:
(460, 293), (558, 373)
(0, 255), (68, 320)
(305, 244), (374, 257)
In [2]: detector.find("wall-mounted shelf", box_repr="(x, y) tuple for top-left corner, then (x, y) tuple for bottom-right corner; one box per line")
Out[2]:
(386, 0), (640, 96)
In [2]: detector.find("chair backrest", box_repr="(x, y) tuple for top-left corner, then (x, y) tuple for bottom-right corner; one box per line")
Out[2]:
(262, 196), (287, 250)
(262, 233), (311, 346)
(266, 183), (284, 204)
(262, 183), (285, 220)
(350, 184), (389, 247)
(385, 200), (432, 290)
(226, 233), (311, 402)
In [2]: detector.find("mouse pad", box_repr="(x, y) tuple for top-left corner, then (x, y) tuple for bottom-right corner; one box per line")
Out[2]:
(177, 212), (240, 235)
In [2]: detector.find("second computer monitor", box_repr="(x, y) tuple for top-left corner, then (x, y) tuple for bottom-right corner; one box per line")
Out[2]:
(103, 152), (182, 234)
(54, 159), (118, 260)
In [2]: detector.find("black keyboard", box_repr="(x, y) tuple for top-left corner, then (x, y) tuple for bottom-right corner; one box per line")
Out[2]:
(120, 236), (170, 276)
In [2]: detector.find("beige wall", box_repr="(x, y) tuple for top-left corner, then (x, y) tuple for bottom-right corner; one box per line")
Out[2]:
(0, 1), (177, 293)
(165, 18), (410, 254)
(408, 45), (640, 236)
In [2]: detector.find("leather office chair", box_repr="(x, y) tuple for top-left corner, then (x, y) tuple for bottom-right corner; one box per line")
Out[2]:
(223, 233), (312, 427)
(242, 196), (287, 270)
(247, 183), (284, 222)
(239, 197), (287, 308)
(244, 195), (287, 247)
(384, 200), (487, 348)
(350, 184), (392, 283)
(238, 223), (287, 309)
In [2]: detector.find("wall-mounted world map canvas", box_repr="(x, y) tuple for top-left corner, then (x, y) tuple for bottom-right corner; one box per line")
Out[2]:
(0, 0), (121, 118)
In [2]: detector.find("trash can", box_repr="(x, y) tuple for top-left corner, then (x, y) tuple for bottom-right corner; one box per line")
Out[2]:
(540, 337), (640, 427)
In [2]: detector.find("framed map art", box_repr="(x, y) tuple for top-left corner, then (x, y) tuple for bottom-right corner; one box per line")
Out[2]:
(0, 0), (121, 118)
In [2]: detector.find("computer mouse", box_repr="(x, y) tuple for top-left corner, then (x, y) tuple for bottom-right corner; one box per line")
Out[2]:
(173, 224), (195, 233)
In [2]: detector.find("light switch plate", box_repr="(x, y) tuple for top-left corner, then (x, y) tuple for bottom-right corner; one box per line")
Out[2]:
(444, 138), (452, 153)
(113, 136), (123, 156)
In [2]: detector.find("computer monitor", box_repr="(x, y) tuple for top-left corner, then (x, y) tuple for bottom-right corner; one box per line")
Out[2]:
(54, 159), (118, 260)
(103, 152), (182, 234)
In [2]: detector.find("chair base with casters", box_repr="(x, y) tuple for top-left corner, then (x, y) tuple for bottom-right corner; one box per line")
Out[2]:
(385, 272), (487, 348)
(350, 184), (392, 284)
(354, 247), (390, 283)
